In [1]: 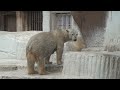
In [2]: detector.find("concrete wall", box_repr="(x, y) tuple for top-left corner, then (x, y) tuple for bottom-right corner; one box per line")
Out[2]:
(71, 11), (108, 47)
(0, 31), (17, 59)
(0, 31), (41, 60)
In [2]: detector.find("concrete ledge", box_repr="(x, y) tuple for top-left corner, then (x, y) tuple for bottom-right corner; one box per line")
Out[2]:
(62, 51), (120, 79)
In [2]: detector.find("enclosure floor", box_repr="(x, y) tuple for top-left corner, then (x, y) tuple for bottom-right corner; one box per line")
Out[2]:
(0, 69), (92, 79)
(0, 59), (91, 79)
(1, 47), (120, 79)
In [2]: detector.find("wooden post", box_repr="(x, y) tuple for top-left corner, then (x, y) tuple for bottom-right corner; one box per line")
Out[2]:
(24, 12), (28, 31)
(0, 15), (4, 31)
(16, 11), (24, 31)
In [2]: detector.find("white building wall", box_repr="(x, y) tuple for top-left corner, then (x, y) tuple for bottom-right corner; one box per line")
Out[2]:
(42, 11), (82, 35)
(43, 11), (51, 32)
(104, 11), (120, 51)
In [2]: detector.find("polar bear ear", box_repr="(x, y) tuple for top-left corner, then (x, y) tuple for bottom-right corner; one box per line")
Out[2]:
(66, 29), (69, 33)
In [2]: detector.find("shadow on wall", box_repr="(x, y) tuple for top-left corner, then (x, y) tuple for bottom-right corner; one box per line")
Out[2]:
(71, 11), (109, 47)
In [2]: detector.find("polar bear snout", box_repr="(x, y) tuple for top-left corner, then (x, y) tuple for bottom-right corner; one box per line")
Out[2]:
(73, 38), (77, 41)
(72, 35), (78, 41)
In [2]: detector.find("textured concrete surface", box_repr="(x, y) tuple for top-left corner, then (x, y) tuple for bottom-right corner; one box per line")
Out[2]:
(0, 59), (90, 79)
(62, 51), (120, 79)
(71, 11), (107, 47)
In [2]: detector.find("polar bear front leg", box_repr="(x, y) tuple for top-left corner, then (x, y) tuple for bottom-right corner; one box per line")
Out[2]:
(45, 56), (52, 64)
(56, 43), (64, 65)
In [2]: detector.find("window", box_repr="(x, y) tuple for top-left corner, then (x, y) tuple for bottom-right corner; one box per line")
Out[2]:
(4, 13), (16, 32)
(0, 11), (16, 32)
(51, 11), (72, 30)
(27, 11), (42, 31)
(56, 13), (71, 29)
